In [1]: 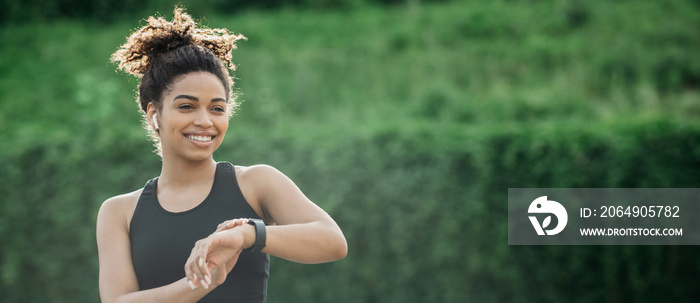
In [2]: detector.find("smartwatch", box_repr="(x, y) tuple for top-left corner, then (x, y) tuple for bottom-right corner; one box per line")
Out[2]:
(246, 218), (266, 252)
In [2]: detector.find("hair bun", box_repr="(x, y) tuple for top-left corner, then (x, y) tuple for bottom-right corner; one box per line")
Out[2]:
(111, 6), (245, 77)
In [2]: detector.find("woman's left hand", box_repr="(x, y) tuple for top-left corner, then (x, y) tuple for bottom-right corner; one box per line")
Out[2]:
(185, 220), (252, 290)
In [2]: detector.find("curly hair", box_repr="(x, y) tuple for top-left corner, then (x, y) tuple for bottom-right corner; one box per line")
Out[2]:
(110, 6), (245, 153)
(111, 6), (245, 111)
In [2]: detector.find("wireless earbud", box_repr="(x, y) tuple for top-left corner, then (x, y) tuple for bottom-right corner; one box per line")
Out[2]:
(153, 114), (159, 130)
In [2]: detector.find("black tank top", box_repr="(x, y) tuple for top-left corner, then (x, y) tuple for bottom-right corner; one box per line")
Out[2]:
(130, 162), (269, 302)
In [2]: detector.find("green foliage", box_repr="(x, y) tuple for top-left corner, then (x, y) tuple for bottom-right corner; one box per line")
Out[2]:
(261, 117), (700, 302)
(0, 0), (451, 25)
(1, 0), (699, 302)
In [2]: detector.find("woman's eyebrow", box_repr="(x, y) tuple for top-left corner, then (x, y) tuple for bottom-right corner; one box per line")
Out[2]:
(173, 94), (198, 102)
(173, 95), (226, 103)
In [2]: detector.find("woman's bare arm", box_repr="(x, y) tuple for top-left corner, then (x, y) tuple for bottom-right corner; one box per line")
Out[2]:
(248, 165), (348, 263)
(185, 165), (348, 284)
(96, 192), (218, 303)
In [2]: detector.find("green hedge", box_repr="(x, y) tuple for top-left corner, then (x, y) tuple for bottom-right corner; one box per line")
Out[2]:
(259, 117), (700, 302)
(1, 117), (698, 302)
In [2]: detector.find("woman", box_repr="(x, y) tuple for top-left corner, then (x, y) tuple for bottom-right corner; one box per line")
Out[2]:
(96, 7), (347, 303)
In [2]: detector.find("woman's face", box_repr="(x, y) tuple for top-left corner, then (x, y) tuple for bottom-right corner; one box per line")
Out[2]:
(154, 72), (229, 162)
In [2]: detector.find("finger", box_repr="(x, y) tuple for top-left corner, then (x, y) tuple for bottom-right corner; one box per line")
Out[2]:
(231, 218), (249, 229)
(197, 240), (213, 289)
(185, 266), (200, 289)
(216, 220), (231, 231)
(184, 248), (199, 289)
(189, 273), (199, 290)
(190, 240), (210, 289)
(191, 261), (207, 289)
(216, 218), (248, 232)
(197, 258), (209, 289)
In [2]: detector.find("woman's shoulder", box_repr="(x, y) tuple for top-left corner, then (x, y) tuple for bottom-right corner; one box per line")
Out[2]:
(233, 164), (280, 178)
(97, 188), (144, 231)
(102, 189), (143, 208)
(231, 164), (289, 221)
(233, 164), (291, 187)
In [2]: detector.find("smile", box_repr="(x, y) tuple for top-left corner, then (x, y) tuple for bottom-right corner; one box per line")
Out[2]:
(186, 135), (214, 142)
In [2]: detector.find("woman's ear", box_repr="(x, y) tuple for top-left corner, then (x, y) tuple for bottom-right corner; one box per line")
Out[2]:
(146, 102), (159, 132)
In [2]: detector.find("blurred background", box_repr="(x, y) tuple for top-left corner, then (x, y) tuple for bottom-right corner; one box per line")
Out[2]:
(1, 0), (699, 301)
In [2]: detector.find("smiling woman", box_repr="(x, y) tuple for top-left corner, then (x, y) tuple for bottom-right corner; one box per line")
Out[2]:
(96, 7), (347, 303)
(109, 7), (244, 156)
(150, 72), (230, 162)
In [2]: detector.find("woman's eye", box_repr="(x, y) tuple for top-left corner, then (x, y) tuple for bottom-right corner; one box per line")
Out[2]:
(212, 107), (226, 113)
(178, 104), (194, 110)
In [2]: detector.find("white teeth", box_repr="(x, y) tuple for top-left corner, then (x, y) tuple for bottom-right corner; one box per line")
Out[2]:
(187, 135), (212, 142)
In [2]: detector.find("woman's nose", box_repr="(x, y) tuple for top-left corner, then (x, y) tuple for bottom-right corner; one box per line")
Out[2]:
(193, 112), (213, 128)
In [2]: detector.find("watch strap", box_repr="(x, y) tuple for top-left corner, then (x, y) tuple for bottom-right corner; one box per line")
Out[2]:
(246, 218), (266, 252)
